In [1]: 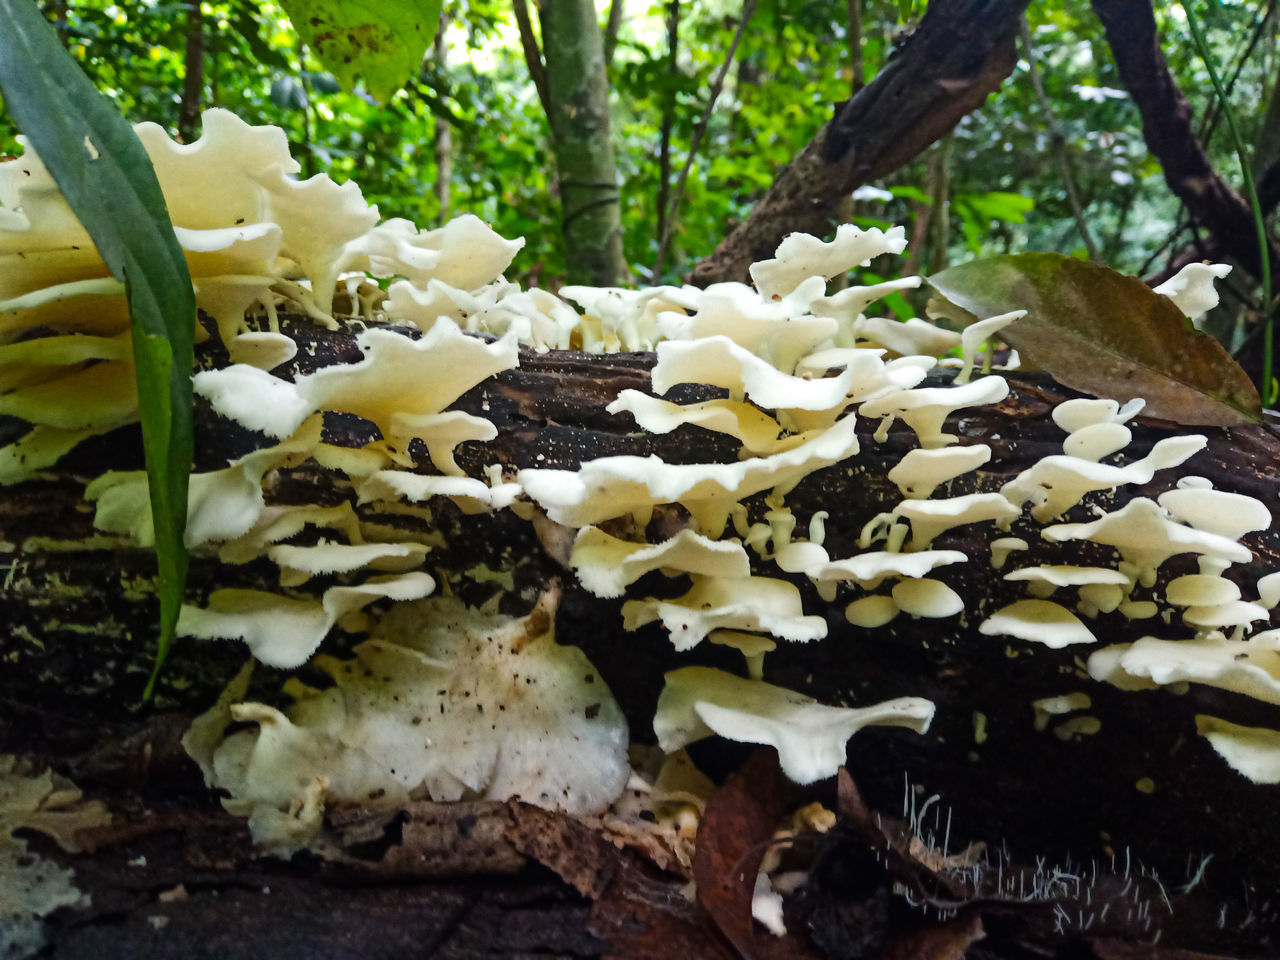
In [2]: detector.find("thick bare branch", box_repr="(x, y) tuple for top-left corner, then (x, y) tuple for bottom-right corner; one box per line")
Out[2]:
(690, 0), (1028, 287)
(1092, 0), (1280, 285)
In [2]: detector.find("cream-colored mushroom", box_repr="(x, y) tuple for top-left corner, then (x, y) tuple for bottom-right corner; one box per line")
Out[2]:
(1258, 571), (1280, 609)
(708, 630), (778, 680)
(1153, 262), (1231, 320)
(955, 310), (1024, 385)
(1031, 692), (1091, 732)
(1195, 715), (1280, 783)
(1042, 498), (1252, 588)
(569, 527), (751, 599)
(845, 594), (900, 628)
(651, 335), (855, 410)
(1166, 573), (1242, 607)
(853, 315), (963, 359)
(979, 599), (1097, 648)
(1002, 435), (1205, 522)
(653, 664), (933, 785)
(1157, 488), (1272, 542)
(859, 376), (1010, 448)
(1003, 565), (1130, 599)
(990, 537), (1029, 570)
(1051, 397), (1144, 434)
(887, 444), (992, 499)
(518, 415), (859, 535)
(1062, 422), (1132, 461)
(891, 578), (964, 618)
(892, 492), (1020, 548)
(622, 575), (827, 651)
(749, 223), (907, 300)
(1092, 635), (1280, 705)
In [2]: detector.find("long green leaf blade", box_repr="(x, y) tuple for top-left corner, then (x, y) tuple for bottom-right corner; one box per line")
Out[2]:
(0, 0), (195, 696)
(929, 253), (1262, 426)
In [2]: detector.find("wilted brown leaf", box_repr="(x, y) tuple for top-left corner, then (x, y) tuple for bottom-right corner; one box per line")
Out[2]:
(928, 253), (1262, 426)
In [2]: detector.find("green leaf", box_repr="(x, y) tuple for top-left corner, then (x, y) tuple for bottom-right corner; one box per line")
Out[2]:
(0, 0), (195, 695)
(956, 191), (1034, 224)
(928, 253), (1262, 427)
(279, 0), (443, 103)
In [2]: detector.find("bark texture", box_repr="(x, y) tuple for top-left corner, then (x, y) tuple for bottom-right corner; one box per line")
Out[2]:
(4, 320), (1280, 956)
(538, 0), (630, 286)
(690, 0), (1029, 287)
(1091, 0), (1280, 286)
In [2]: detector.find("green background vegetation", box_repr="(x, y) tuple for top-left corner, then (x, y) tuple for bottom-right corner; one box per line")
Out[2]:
(0, 0), (1275, 311)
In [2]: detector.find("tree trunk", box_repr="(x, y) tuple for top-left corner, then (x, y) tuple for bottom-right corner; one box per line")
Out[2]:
(537, 0), (629, 286)
(432, 12), (451, 221)
(177, 0), (205, 144)
(690, 0), (1029, 287)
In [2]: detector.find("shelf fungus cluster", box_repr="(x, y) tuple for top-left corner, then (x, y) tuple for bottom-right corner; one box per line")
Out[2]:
(2, 110), (1278, 854)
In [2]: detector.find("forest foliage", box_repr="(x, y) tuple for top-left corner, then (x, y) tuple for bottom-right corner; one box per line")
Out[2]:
(0, 1), (1273, 294)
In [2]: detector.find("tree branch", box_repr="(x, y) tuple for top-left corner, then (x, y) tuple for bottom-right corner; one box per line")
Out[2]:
(602, 0), (624, 69)
(690, 0), (1029, 287)
(512, 0), (550, 120)
(178, 0), (205, 143)
(1091, 0), (1280, 285)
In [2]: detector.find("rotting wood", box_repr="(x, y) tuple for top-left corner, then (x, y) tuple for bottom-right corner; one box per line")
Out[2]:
(3, 316), (1280, 956)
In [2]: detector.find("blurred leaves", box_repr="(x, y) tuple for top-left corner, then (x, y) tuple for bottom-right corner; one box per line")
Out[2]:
(2, 0), (1274, 317)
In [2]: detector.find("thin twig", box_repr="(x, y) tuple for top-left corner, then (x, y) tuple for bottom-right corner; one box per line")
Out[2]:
(655, 0), (679, 250)
(652, 0), (756, 281)
(603, 0), (624, 69)
(1019, 16), (1100, 261)
(512, 0), (550, 119)
(1183, 0), (1274, 404)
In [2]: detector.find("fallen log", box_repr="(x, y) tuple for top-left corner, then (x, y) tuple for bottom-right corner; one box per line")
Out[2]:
(3, 316), (1280, 957)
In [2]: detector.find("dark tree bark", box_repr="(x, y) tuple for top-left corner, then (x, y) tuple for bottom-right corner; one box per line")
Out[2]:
(690, 0), (1029, 287)
(4, 319), (1280, 957)
(1092, 0), (1280, 287)
(177, 0), (205, 143)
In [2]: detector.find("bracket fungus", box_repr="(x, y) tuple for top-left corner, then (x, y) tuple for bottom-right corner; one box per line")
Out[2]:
(653, 666), (934, 785)
(192, 596), (628, 847)
(4, 108), (1279, 873)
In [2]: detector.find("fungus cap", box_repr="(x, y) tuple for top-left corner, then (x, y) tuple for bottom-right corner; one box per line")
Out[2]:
(887, 445), (992, 499)
(890, 578), (964, 618)
(653, 665), (933, 785)
(1165, 573), (1242, 607)
(1195, 715), (1280, 783)
(1004, 565), (1129, 599)
(979, 599), (1097, 648)
(1157, 488), (1272, 541)
(749, 223), (907, 300)
(1096, 635), (1280, 705)
(570, 527), (751, 598)
(859, 376), (1010, 448)
(1153, 262), (1231, 319)
(1043, 498), (1252, 587)
(622, 575), (827, 651)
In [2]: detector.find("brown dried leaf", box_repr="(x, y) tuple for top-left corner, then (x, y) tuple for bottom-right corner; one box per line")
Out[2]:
(505, 801), (623, 899)
(928, 254), (1261, 426)
(878, 912), (984, 960)
(693, 749), (823, 960)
